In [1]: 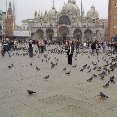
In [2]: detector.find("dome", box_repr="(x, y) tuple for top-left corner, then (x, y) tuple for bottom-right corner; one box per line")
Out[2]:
(47, 7), (57, 19)
(61, 0), (80, 16)
(87, 5), (99, 19)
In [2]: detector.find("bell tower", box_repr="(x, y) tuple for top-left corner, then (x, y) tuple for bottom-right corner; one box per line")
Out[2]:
(108, 0), (117, 42)
(6, 1), (13, 37)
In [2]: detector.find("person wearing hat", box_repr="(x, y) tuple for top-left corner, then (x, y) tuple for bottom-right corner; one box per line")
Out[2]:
(67, 41), (74, 65)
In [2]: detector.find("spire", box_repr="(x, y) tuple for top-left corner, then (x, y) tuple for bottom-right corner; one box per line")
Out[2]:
(81, 0), (83, 21)
(9, 1), (11, 7)
(81, 0), (82, 14)
(52, 0), (55, 9)
(92, 0), (94, 6)
(8, 0), (12, 13)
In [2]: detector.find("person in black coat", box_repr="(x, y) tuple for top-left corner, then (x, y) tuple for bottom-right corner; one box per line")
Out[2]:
(91, 41), (96, 56)
(67, 42), (74, 65)
(28, 40), (33, 58)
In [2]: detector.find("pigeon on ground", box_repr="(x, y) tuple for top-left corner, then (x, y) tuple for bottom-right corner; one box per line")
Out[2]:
(27, 90), (36, 95)
(65, 71), (71, 75)
(103, 81), (110, 88)
(44, 75), (50, 79)
(87, 76), (93, 82)
(36, 66), (40, 71)
(30, 63), (32, 66)
(63, 67), (66, 71)
(99, 92), (109, 99)
(8, 64), (14, 69)
(73, 65), (77, 68)
(110, 76), (115, 84)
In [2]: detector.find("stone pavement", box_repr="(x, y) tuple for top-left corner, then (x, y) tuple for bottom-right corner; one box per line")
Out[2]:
(0, 45), (117, 117)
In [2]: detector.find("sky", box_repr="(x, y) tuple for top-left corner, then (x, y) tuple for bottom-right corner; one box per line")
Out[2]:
(0, 0), (109, 25)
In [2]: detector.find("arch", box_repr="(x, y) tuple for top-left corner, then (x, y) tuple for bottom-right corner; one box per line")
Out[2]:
(73, 28), (82, 40)
(59, 15), (71, 25)
(58, 26), (69, 43)
(36, 29), (44, 39)
(46, 28), (54, 40)
(96, 30), (101, 38)
(84, 29), (93, 42)
(31, 33), (34, 37)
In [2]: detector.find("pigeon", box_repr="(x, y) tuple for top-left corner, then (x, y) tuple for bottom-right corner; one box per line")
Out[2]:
(51, 64), (55, 68)
(44, 75), (50, 79)
(30, 63), (32, 66)
(63, 67), (66, 71)
(100, 75), (105, 80)
(87, 76), (93, 82)
(65, 71), (71, 75)
(8, 64), (14, 69)
(99, 92), (109, 99)
(72, 65), (77, 68)
(87, 65), (90, 69)
(88, 56), (90, 59)
(8, 65), (12, 69)
(82, 64), (87, 68)
(36, 66), (40, 71)
(80, 68), (85, 72)
(103, 81), (110, 88)
(27, 90), (36, 95)
(93, 74), (97, 78)
(110, 76), (115, 84)
(87, 69), (91, 73)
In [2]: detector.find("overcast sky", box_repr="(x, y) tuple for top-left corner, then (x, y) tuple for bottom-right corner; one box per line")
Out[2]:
(0, 0), (109, 25)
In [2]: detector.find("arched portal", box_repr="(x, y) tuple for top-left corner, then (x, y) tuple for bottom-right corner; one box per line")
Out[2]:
(73, 28), (82, 40)
(96, 30), (101, 38)
(59, 15), (71, 25)
(46, 28), (54, 40)
(58, 26), (69, 43)
(36, 29), (44, 39)
(84, 29), (93, 42)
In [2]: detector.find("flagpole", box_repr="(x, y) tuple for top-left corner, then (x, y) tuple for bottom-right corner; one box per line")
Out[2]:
(81, 0), (82, 22)
(5, 0), (8, 39)
(13, 0), (15, 36)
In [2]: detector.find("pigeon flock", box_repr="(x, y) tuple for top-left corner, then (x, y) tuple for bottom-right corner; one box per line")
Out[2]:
(0, 44), (117, 116)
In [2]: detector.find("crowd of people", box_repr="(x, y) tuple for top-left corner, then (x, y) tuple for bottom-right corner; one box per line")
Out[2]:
(0, 37), (117, 65)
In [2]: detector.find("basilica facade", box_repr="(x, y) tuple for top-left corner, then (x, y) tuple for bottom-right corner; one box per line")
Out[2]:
(22, 0), (108, 42)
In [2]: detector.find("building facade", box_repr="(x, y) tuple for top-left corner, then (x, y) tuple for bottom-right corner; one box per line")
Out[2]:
(0, 10), (6, 39)
(108, 0), (117, 42)
(22, 0), (107, 42)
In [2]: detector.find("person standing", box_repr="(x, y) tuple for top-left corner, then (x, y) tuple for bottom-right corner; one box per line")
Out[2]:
(2, 40), (11, 57)
(91, 41), (96, 56)
(28, 39), (33, 58)
(67, 41), (74, 65)
(40, 39), (45, 53)
(75, 39), (80, 53)
(0, 39), (3, 55)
